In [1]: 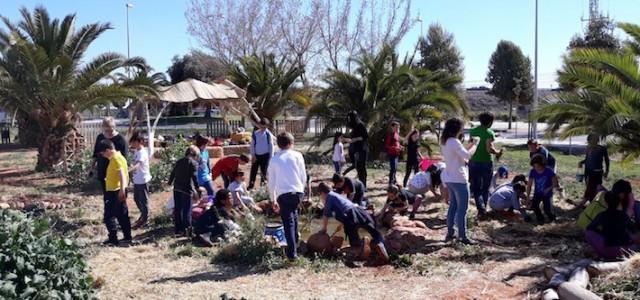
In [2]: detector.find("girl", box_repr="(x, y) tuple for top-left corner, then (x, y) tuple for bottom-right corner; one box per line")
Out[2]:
(585, 191), (639, 259)
(384, 121), (402, 187)
(403, 128), (423, 187)
(331, 131), (345, 174)
(526, 154), (561, 223)
(194, 135), (215, 196)
(441, 118), (477, 245)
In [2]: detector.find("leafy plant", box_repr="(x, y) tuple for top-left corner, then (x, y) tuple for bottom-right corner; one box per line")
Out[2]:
(148, 139), (190, 193)
(54, 149), (95, 190)
(213, 217), (284, 270)
(0, 209), (96, 299)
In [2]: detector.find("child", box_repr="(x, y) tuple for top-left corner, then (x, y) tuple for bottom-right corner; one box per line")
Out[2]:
(168, 145), (202, 237)
(526, 154), (561, 223)
(129, 132), (152, 229)
(213, 188), (243, 228)
(212, 154), (251, 188)
(377, 185), (423, 223)
(331, 132), (345, 174)
(193, 189), (230, 247)
(97, 139), (132, 246)
(191, 187), (213, 221)
(490, 165), (509, 192)
(228, 171), (261, 213)
(489, 181), (528, 220)
(585, 191), (639, 259)
(407, 163), (443, 199)
(318, 182), (389, 265)
(194, 135), (215, 196)
(331, 174), (368, 208)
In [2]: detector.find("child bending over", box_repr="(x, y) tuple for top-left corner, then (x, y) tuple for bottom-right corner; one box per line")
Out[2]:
(526, 154), (561, 224)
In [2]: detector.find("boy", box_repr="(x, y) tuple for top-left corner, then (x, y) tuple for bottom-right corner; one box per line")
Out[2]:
(212, 154), (251, 188)
(377, 185), (423, 222)
(129, 132), (152, 229)
(228, 171), (260, 212)
(489, 181), (528, 221)
(97, 139), (132, 246)
(318, 182), (389, 265)
(527, 154), (561, 224)
(331, 174), (367, 208)
(168, 145), (202, 236)
(248, 118), (274, 190)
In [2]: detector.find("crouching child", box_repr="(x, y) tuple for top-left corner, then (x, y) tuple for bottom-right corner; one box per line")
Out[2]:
(377, 185), (423, 222)
(317, 183), (389, 265)
(193, 189), (234, 246)
(489, 181), (528, 221)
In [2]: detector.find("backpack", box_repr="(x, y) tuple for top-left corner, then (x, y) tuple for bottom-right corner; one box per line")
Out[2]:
(253, 130), (271, 148)
(577, 191), (607, 231)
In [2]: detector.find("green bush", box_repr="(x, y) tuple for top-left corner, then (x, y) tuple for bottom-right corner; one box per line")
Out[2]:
(213, 218), (284, 270)
(54, 149), (99, 191)
(148, 139), (191, 193)
(0, 209), (95, 299)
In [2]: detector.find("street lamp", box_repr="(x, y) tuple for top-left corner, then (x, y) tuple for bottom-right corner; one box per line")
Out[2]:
(126, 3), (133, 59)
(416, 13), (423, 37)
(532, 0), (539, 139)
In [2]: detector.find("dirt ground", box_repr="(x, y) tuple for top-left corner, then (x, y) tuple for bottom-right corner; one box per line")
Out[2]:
(0, 147), (602, 300)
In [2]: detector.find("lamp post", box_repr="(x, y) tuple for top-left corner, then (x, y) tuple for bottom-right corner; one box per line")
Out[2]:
(126, 3), (133, 59)
(532, 0), (539, 139)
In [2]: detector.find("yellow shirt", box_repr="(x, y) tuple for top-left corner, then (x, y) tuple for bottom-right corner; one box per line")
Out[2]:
(105, 151), (129, 192)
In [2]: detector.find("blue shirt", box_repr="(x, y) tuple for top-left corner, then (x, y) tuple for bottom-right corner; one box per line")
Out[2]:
(489, 183), (520, 210)
(197, 149), (211, 185)
(323, 192), (355, 218)
(529, 167), (556, 196)
(251, 129), (273, 156)
(530, 146), (556, 170)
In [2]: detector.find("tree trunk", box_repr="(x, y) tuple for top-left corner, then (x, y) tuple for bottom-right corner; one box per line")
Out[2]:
(508, 100), (513, 130)
(36, 129), (68, 172)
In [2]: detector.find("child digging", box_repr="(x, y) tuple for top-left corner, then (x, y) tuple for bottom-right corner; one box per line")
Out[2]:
(526, 154), (562, 224)
(317, 182), (389, 265)
(97, 139), (132, 246)
(129, 132), (152, 229)
(228, 171), (262, 214)
(377, 185), (423, 223)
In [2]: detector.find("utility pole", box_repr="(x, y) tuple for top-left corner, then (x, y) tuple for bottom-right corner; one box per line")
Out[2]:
(532, 0), (539, 139)
(126, 3), (133, 60)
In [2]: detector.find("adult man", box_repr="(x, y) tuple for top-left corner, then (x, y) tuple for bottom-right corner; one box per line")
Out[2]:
(318, 183), (389, 264)
(343, 111), (369, 187)
(527, 139), (557, 172)
(268, 132), (307, 260)
(92, 117), (128, 192)
(469, 112), (503, 217)
(212, 154), (250, 188)
(248, 118), (274, 190)
(331, 174), (367, 207)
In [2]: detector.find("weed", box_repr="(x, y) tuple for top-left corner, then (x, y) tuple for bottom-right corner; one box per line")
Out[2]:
(150, 214), (173, 228)
(391, 254), (414, 268)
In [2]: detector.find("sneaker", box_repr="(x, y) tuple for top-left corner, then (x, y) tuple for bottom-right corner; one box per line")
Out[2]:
(409, 212), (416, 220)
(459, 238), (478, 245)
(444, 235), (456, 243)
(119, 238), (133, 247)
(102, 239), (119, 247)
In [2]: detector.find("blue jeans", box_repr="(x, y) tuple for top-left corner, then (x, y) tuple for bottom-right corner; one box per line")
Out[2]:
(332, 161), (342, 174)
(277, 192), (303, 259)
(469, 161), (493, 213)
(388, 155), (399, 186)
(531, 193), (555, 221)
(173, 191), (192, 234)
(200, 180), (215, 196)
(446, 182), (470, 239)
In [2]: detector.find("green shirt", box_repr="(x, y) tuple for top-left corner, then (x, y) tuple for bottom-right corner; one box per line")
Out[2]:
(470, 126), (496, 163)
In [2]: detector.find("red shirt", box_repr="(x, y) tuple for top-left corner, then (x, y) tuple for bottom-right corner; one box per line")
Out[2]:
(385, 131), (401, 156)
(212, 156), (240, 179)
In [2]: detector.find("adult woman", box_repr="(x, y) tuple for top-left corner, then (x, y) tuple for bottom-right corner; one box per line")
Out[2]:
(92, 117), (128, 192)
(403, 127), (422, 187)
(343, 111), (369, 187)
(441, 118), (477, 245)
(577, 133), (610, 206)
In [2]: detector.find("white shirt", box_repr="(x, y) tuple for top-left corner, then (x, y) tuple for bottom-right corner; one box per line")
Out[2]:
(332, 142), (345, 162)
(268, 149), (307, 199)
(409, 171), (432, 190)
(228, 180), (248, 205)
(441, 138), (471, 184)
(132, 148), (152, 185)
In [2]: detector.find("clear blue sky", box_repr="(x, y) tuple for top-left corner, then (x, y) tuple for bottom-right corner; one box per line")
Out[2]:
(1, 0), (639, 88)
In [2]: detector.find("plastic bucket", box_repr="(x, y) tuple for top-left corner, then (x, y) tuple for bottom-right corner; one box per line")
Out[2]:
(265, 222), (287, 246)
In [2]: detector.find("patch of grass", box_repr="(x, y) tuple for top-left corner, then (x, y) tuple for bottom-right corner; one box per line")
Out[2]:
(592, 271), (640, 300)
(391, 254), (414, 268)
(150, 214), (173, 228)
(219, 293), (249, 300)
(170, 244), (210, 258)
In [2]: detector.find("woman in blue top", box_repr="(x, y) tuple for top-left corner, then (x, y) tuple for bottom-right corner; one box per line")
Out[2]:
(526, 154), (561, 224)
(194, 135), (215, 196)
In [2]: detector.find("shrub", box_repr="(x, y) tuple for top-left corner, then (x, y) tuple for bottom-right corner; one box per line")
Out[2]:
(148, 139), (191, 193)
(54, 149), (100, 191)
(213, 217), (284, 270)
(0, 209), (95, 299)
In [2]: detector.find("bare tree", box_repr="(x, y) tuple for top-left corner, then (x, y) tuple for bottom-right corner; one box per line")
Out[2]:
(317, 0), (352, 70)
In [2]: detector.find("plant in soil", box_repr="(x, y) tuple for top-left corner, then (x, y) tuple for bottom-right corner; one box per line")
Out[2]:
(148, 139), (191, 193)
(0, 209), (96, 299)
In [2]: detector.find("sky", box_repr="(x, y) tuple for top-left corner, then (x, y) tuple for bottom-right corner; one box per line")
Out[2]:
(1, 0), (639, 88)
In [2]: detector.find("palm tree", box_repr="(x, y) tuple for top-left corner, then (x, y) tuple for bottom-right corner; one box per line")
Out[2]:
(228, 53), (311, 123)
(537, 22), (640, 161)
(0, 6), (151, 170)
(308, 45), (466, 157)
